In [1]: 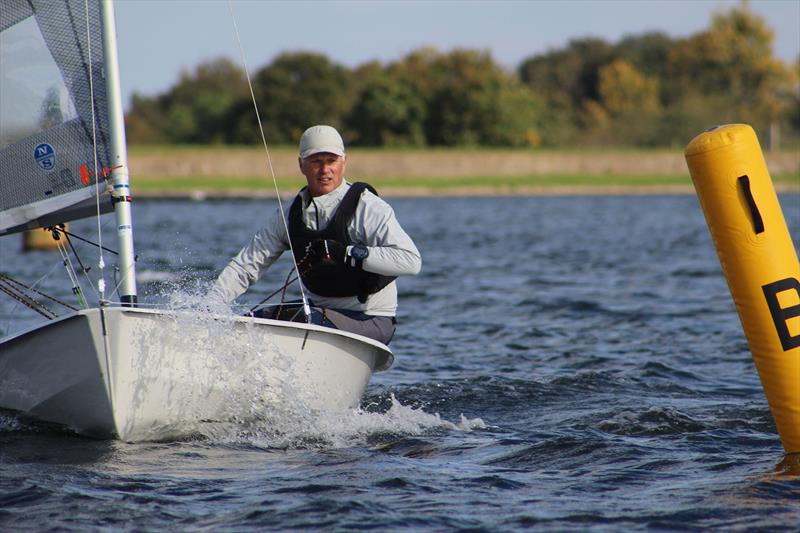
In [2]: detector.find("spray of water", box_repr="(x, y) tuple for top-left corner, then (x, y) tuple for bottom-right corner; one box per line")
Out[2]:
(0, 414), (23, 432)
(209, 393), (487, 449)
(117, 285), (302, 439)
(115, 283), (485, 446)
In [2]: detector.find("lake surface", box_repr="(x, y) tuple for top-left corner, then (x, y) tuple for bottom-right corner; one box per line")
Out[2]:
(1, 194), (799, 531)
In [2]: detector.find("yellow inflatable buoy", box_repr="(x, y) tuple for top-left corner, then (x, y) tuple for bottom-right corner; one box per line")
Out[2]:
(22, 225), (67, 251)
(685, 124), (800, 454)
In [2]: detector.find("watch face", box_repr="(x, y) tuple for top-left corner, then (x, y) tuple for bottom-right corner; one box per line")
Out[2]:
(351, 245), (369, 260)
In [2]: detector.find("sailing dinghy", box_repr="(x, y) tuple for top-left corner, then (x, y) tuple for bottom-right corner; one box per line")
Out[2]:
(0, 0), (392, 441)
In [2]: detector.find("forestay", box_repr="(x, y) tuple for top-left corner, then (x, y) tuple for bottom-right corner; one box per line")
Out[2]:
(0, 0), (113, 236)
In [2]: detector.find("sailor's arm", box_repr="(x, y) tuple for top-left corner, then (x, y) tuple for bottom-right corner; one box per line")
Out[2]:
(210, 211), (289, 304)
(351, 199), (421, 277)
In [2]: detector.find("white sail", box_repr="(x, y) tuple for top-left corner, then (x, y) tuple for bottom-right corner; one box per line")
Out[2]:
(0, 0), (114, 236)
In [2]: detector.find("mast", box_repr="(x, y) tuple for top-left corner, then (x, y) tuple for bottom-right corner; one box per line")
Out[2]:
(101, 0), (137, 306)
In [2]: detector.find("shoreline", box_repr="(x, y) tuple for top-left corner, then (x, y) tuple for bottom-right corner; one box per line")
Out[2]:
(128, 146), (800, 179)
(134, 182), (799, 200)
(128, 146), (799, 199)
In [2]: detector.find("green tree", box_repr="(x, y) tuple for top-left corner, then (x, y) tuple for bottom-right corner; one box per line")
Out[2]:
(345, 69), (427, 146)
(167, 58), (248, 143)
(126, 57), (248, 144)
(519, 38), (616, 109)
(614, 32), (675, 80)
(345, 50), (440, 146)
(519, 37), (615, 143)
(347, 48), (542, 147)
(583, 59), (662, 144)
(666, 4), (792, 143)
(240, 52), (353, 145)
(427, 49), (542, 146)
(125, 92), (168, 144)
(389, 48), (444, 112)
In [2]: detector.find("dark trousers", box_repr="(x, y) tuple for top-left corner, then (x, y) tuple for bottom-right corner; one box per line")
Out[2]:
(252, 304), (396, 345)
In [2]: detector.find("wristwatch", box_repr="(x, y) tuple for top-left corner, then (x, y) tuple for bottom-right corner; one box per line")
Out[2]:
(348, 244), (369, 267)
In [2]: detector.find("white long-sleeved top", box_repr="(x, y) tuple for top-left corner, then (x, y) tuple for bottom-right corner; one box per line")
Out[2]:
(211, 181), (421, 316)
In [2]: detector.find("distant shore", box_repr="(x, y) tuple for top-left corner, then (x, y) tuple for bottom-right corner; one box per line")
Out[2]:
(134, 184), (799, 200)
(129, 145), (800, 198)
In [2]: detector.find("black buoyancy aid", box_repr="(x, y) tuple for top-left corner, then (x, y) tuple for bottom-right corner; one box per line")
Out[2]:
(288, 182), (396, 303)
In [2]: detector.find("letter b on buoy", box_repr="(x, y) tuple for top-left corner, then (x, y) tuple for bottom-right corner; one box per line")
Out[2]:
(685, 124), (800, 454)
(763, 278), (800, 352)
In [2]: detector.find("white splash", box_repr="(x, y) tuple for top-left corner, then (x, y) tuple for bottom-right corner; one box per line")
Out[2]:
(0, 414), (23, 432)
(118, 286), (305, 441)
(214, 394), (487, 449)
(127, 286), (485, 447)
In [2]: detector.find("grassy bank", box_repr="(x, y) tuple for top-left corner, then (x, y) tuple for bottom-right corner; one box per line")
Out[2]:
(128, 145), (800, 197)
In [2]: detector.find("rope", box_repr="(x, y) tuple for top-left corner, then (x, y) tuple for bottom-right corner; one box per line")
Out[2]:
(54, 226), (119, 256)
(41, 226), (124, 305)
(0, 274), (59, 320)
(63, 228), (102, 303)
(48, 225), (135, 306)
(0, 273), (78, 313)
(0, 281), (57, 320)
(55, 235), (88, 308)
(83, 0), (106, 301)
(45, 227), (100, 305)
(227, 0), (313, 322)
(248, 245), (318, 313)
(0, 260), (67, 331)
(249, 272), (299, 314)
(61, 228), (89, 274)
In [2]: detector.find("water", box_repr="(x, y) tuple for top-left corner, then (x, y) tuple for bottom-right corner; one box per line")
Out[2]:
(1, 194), (799, 531)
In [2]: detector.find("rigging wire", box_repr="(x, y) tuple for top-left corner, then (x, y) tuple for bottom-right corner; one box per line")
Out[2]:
(0, 273), (79, 319)
(0, 261), (65, 331)
(248, 272), (299, 314)
(53, 226), (120, 256)
(248, 246), (318, 314)
(226, 0), (313, 322)
(107, 263), (134, 304)
(61, 228), (90, 273)
(55, 236), (88, 308)
(83, 0), (107, 301)
(0, 274), (79, 312)
(0, 279), (57, 320)
(58, 227), (102, 304)
(45, 225), (125, 306)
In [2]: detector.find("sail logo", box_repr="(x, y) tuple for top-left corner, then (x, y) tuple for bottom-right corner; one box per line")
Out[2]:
(34, 143), (56, 171)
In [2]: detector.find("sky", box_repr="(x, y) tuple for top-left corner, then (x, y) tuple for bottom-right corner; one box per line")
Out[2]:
(113, 0), (800, 110)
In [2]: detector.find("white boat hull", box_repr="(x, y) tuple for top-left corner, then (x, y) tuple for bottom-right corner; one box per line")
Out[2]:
(0, 307), (393, 441)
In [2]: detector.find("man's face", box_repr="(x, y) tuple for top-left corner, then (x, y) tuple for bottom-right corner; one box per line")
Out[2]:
(299, 152), (346, 197)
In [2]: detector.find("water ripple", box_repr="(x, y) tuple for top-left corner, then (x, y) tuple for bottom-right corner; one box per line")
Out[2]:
(1, 195), (798, 531)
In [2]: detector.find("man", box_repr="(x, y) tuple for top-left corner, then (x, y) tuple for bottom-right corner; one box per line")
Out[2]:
(211, 125), (421, 345)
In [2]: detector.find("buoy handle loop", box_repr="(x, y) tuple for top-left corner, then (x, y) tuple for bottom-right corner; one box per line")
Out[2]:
(737, 175), (765, 234)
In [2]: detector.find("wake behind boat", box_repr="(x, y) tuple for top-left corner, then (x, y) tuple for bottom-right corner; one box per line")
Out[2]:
(0, 0), (393, 440)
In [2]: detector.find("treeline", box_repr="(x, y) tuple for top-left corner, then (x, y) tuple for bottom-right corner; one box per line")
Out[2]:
(126, 5), (800, 148)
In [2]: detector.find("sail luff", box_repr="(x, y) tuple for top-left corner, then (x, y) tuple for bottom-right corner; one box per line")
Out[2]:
(101, 0), (137, 305)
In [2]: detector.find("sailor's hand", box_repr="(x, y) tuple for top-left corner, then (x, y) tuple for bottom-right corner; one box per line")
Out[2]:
(306, 239), (345, 268)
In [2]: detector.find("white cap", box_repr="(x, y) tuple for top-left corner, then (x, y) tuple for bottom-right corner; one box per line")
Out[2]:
(299, 125), (345, 159)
